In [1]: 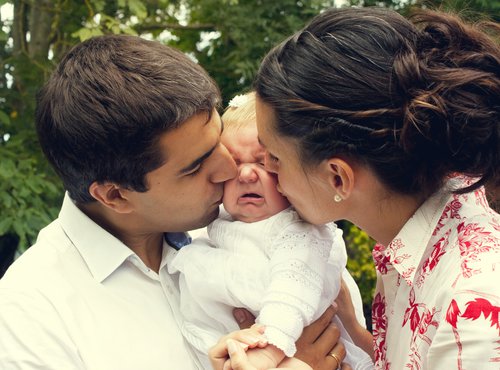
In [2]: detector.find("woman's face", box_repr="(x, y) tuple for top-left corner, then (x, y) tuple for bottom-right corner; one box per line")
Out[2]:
(255, 97), (336, 224)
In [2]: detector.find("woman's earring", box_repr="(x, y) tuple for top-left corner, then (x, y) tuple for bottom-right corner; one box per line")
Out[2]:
(334, 194), (342, 203)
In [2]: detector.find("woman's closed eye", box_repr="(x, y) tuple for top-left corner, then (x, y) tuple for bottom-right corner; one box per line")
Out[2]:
(268, 152), (279, 163)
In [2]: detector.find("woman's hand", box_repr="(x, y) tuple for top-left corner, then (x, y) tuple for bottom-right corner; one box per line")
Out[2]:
(334, 280), (374, 359)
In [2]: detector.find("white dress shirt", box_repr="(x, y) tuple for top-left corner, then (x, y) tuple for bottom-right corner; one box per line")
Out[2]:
(0, 193), (202, 370)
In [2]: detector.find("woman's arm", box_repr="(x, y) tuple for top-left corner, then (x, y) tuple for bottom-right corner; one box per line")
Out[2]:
(334, 280), (374, 359)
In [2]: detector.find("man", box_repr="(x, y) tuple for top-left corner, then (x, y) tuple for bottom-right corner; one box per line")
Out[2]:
(0, 35), (347, 369)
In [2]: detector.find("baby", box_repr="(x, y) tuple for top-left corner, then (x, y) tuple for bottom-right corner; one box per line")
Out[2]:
(168, 92), (373, 369)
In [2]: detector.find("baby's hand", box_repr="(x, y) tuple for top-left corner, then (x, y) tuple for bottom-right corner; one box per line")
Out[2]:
(209, 325), (268, 370)
(244, 344), (286, 370)
(223, 339), (312, 370)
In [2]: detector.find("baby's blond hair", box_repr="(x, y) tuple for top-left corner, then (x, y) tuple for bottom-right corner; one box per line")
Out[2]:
(222, 92), (256, 130)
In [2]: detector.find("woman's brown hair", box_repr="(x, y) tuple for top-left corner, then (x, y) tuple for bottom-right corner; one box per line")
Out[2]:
(255, 7), (499, 197)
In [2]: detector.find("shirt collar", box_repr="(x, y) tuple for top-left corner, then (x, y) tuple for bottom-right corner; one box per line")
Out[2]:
(375, 178), (475, 286)
(378, 177), (493, 286)
(59, 193), (194, 282)
(58, 193), (135, 283)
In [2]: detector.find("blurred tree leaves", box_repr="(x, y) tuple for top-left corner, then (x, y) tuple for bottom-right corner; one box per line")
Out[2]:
(0, 0), (498, 303)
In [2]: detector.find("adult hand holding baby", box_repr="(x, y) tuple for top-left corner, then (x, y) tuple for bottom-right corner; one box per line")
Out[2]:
(214, 305), (350, 370)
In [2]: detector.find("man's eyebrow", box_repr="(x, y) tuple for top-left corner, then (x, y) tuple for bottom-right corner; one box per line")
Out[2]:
(179, 144), (217, 175)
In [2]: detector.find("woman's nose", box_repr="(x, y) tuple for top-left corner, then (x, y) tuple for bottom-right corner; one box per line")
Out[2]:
(238, 164), (258, 183)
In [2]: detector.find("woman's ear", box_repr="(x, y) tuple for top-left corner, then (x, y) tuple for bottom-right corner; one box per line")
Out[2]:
(326, 158), (355, 201)
(88, 182), (133, 214)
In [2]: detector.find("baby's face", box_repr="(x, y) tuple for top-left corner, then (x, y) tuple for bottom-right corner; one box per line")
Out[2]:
(221, 124), (290, 223)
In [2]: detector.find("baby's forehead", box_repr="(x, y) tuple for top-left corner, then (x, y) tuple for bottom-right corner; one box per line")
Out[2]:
(222, 119), (256, 133)
(222, 128), (265, 161)
(222, 122), (258, 143)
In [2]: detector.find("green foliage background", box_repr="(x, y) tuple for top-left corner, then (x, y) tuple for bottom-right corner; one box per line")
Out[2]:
(1, 0), (498, 316)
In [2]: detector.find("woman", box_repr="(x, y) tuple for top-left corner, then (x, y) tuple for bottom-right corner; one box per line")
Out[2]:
(210, 6), (500, 370)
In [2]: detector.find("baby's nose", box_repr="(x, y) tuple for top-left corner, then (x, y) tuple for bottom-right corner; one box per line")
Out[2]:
(238, 164), (258, 183)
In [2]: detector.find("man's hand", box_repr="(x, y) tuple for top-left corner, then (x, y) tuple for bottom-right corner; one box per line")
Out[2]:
(233, 307), (257, 329)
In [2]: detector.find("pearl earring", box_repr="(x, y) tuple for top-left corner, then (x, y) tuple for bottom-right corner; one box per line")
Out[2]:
(334, 194), (342, 203)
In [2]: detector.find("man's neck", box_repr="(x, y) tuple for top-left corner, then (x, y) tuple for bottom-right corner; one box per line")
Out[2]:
(79, 202), (164, 272)
(120, 233), (164, 273)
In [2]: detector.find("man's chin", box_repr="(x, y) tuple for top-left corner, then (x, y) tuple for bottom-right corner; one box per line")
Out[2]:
(191, 207), (220, 230)
(207, 206), (220, 223)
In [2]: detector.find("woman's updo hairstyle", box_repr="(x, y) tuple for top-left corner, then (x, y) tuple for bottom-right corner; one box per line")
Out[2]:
(255, 7), (500, 197)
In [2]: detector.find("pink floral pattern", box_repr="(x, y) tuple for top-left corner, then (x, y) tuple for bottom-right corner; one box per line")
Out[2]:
(373, 238), (413, 281)
(372, 181), (500, 370)
(434, 195), (462, 235)
(456, 222), (496, 280)
(416, 230), (450, 288)
(372, 293), (390, 369)
(446, 297), (500, 367)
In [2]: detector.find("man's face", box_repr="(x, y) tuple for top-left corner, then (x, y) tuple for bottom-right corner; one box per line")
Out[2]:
(126, 109), (237, 232)
(221, 123), (290, 223)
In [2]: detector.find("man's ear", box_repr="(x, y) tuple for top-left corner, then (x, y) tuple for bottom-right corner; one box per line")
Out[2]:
(326, 158), (355, 201)
(88, 182), (133, 214)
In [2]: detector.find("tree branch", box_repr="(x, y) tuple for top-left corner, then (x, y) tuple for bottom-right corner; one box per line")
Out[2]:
(28, 0), (55, 61)
(134, 22), (217, 34)
(12, 0), (27, 55)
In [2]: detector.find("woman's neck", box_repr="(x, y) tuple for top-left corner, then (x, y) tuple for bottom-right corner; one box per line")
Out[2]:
(345, 170), (426, 247)
(355, 192), (424, 247)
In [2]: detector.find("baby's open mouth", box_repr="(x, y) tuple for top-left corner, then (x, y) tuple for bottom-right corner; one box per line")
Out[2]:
(241, 193), (263, 199)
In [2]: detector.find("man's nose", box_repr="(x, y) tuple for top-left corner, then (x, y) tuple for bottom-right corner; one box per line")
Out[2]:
(211, 144), (237, 183)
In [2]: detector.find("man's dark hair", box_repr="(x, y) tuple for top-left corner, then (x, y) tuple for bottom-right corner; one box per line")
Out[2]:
(36, 35), (220, 203)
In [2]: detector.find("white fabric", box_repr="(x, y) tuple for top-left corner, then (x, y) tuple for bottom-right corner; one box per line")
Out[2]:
(372, 179), (500, 369)
(169, 208), (373, 369)
(0, 193), (202, 370)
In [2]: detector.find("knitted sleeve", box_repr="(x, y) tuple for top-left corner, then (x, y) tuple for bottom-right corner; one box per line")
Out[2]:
(256, 216), (334, 357)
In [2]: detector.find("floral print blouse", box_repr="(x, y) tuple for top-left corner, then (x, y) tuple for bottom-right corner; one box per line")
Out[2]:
(372, 180), (500, 369)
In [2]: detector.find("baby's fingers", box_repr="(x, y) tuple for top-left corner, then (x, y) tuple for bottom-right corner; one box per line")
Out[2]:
(209, 327), (267, 370)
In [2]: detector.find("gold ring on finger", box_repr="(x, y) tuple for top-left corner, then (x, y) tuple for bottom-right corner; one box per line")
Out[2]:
(329, 352), (341, 369)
